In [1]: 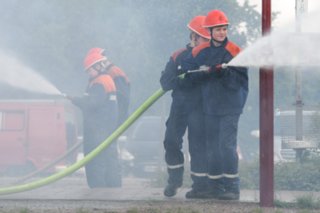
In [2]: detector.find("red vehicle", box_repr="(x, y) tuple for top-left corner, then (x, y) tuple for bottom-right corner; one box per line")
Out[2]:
(0, 99), (80, 175)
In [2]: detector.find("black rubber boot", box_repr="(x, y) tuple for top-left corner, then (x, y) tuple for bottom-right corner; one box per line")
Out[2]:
(185, 188), (210, 199)
(163, 167), (183, 197)
(186, 177), (209, 199)
(164, 183), (182, 197)
(204, 178), (225, 199)
(219, 177), (240, 200)
(219, 191), (240, 200)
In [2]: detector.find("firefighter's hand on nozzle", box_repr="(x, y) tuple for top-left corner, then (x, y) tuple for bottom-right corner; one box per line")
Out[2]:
(215, 64), (222, 71)
(209, 64), (223, 72)
(211, 63), (228, 71)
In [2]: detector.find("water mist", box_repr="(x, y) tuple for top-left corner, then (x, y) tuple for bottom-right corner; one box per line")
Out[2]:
(227, 10), (320, 68)
(0, 52), (61, 95)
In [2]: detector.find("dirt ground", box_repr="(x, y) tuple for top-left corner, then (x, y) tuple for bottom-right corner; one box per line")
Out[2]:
(0, 175), (319, 213)
(0, 199), (319, 213)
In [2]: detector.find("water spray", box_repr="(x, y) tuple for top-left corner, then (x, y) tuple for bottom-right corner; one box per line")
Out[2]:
(60, 93), (67, 98)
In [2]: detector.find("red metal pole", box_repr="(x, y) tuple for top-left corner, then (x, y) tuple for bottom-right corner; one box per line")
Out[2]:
(260, 0), (274, 207)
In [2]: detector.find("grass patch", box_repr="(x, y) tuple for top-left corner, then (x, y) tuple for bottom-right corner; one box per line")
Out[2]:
(274, 195), (320, 210)
(296, 195), (320, 209)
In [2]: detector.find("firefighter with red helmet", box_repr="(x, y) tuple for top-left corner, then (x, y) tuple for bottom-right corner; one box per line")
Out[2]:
(160, 15), (210, 198)
(84, 48), (130, 125)
(68, 52), (122, 188)
(182, 10), (248, 200)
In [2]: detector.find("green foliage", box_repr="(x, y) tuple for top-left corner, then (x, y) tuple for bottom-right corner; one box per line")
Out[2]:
(239, 160), (260, 189)
(239, 157), (320, 191)
(295, 195), (320, 209)
(275, 158), (320, 191)
(127, 208), (139, 213)
(18, 209), (30, 213)
(127, 207), (200, 213)
(274, 199), (296, 208)
(75, 208), (89, 213)
(275, 195), (320, 210)
(250, 209), (263, 213)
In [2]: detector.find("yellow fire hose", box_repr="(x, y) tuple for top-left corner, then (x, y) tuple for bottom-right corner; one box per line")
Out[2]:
(0, 88), (166, 195)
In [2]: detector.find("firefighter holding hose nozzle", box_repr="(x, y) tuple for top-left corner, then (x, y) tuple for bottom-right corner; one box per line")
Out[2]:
(160, 15), (210, 198)
(182, 10), (248, 200)
(66, 51), (122, 188)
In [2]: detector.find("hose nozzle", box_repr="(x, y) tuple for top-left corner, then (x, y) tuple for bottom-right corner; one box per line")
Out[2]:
(187, 65), (210, 73)
(221, 63), (228, 69)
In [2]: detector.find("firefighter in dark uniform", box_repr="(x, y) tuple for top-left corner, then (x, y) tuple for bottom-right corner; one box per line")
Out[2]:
(182, 10), (248, 200)
(85, 48), (130, 125)
(160, 16), (210, 198)
(68, 51), (122, 188)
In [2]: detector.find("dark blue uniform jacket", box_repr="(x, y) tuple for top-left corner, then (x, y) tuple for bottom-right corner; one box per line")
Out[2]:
(182, 39), (248, 115)
(160, 45), (202, 114)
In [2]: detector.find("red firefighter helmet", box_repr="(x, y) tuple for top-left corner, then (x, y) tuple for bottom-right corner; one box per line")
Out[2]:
(203, 10), (229, 28)
(187, 15), (211, 40)
(86, 47), (105, 56)
(83, 52), (107, 70)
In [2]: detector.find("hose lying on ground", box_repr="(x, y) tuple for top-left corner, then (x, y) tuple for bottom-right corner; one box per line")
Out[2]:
(12, 140), (83, 185)
(0, 88), (166, 195)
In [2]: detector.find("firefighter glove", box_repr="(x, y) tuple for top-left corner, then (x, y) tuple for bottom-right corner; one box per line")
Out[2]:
(210, 64), (223, 72)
